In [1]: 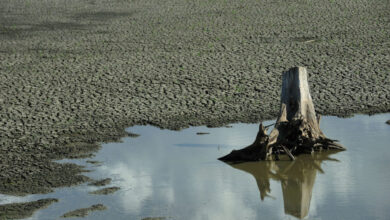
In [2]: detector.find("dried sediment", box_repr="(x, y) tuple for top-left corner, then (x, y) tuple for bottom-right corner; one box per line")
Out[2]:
(61, 204), (106, 218)
(88, 178), (111, 187)
(0, 0), (389, 198)
(89, 187), (120, 195)
(0, 198), (58, 219)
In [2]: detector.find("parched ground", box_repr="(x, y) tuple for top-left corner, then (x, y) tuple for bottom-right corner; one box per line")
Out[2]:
(0, 0), (389, 201)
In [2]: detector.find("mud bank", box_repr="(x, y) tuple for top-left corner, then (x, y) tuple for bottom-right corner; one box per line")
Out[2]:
(61, 204), (106, 218)
(0, 198), (58, 219)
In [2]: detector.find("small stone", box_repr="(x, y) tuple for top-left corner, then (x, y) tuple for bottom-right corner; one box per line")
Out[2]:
(127, 132), (140, 138)
(196, 132), (210, 135)
(86, 160), (102, 165)
(142, 217), (166, 220)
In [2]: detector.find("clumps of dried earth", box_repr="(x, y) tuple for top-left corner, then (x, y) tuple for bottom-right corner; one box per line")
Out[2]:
(0, 0), (389, 218)
(61, 204), (106, 218)
(0, 198), (58, 219)
(88, 178), (111, 187)
(89, 187), (120, 195)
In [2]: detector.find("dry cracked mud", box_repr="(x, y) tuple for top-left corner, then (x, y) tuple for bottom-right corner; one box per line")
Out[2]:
(89, 186), (120, 195)
(0, 0), (389, 218)
(88, 178), (111, 186)
(61, 204), (106, 218)
(0, 198), (58, 219)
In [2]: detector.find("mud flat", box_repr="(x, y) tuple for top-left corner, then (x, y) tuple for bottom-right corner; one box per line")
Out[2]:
(89, 186), (120, 195)
(0, 0), (389, 212)
(88, 178), (111, 187)
(61, 204), (106, 218)
(0, 198), (58, 219)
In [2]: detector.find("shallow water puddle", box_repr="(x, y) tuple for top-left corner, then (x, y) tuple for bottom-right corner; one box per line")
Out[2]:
(1, 114), (390, 220)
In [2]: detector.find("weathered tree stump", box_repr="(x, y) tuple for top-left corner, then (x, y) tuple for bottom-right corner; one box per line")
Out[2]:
(219, 67), (345, 162)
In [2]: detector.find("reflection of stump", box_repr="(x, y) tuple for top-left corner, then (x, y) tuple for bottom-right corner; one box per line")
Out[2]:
(219, 67), (345, 162)
(281, 160), (317, 219)
(230, 151), (339, 219)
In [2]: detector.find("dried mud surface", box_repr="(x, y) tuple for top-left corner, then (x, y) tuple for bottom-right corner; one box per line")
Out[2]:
(88, 178), (111, 186)
(0, 0), (389, 215)
(0, 198), (58, 219)
(89, 186), (120, 195)
(61, 204), (106, 218)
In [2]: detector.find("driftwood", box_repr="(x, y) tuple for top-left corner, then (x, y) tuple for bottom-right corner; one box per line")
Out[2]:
(219, 67), (345, 162)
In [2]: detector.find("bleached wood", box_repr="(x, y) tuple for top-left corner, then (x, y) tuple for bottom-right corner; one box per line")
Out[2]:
(219, 67), (345, 162)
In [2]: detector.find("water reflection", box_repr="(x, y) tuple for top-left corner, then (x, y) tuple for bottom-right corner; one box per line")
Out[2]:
(1, 114), (389, 220)
(230, 151), (341, 219)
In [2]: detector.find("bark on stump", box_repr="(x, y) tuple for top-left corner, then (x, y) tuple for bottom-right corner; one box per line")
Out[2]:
(219, 67), (345, 162)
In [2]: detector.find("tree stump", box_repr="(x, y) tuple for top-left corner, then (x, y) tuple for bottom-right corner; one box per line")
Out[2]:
(219, 67), (345, 162)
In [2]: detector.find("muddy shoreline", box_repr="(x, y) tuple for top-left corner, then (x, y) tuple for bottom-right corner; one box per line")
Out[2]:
(0, 0), (389, 218)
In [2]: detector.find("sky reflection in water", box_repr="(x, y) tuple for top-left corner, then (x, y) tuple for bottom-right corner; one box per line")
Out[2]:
(1, 113), (389, 220)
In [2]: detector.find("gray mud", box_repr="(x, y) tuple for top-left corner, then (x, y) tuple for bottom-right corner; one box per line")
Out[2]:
(196, 132), (210, 135)
(88, 178), (111, 187)
(0, 0), (389, 204)
(0, 198), (58, 219)
(89, 187), (120, 195)
(61, 204), (106, 218)
(141, 218), (167, 220)
(86, 160), (102, 165)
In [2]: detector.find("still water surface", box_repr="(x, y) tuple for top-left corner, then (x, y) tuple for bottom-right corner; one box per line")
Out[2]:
(1, 114), (389, 220)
